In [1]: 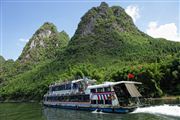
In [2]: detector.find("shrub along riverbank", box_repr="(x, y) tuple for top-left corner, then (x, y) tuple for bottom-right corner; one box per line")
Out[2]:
(0, 56), (179, 101)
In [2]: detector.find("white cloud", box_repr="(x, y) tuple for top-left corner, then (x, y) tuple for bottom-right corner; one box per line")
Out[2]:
(146, 21), (180, 42)
(17, 38), (29, 48)
(19, 38), (29, 42)
(125, 5), (140, 23)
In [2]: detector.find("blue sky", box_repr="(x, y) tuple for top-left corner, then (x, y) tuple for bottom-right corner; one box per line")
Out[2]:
(0, 0), (179, 60)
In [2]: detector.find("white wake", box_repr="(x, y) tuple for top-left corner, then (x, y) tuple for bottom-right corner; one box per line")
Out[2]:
(92, 109), (107, 114)
(132, 104), (180, 117)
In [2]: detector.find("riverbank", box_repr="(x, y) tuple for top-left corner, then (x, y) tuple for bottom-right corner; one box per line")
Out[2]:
(1, 96), (180, 103)
(146, 96), (180, 100)
(140, 96), (180, 106)
(0, 100), (40, 103)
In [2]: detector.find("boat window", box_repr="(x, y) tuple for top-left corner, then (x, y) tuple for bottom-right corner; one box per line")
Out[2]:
(51, 86), (60, 91)
(49, 87), (52, 92)
(64, 96), (68, 102)
(66, 84), (71, 90)
(61, 96), (65, 101)
(51, 87), (55, 91)
(58, 96), (61, 101)
(91, 100), (96, 104)
(69, 95), (76, 102)
(45, 94), (90, 102)
(55, 86), (59, 91)
(44, 96), (47, 101)
(82, 95), (90, 102)
(58, 85), (63, 90)
(97, 88), (103, 92)
(90, 89), (96, 93)
(98, 100), (104, 104)
(73, 83), (78, 89)
(105, 100), (112, 104)
(104, 87), (111, 92)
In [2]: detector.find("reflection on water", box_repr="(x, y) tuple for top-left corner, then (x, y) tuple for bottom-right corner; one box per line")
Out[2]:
(0, 103), (45, 120)
(43, 100), (180, 120)
(0, 99), (180, 120)
(43, 105), (180, 120)
(43, 99), (180, 120)
(44, 105), (180, 120)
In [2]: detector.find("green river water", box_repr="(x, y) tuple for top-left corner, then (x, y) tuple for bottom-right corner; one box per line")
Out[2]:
(0, 101), (180, 120)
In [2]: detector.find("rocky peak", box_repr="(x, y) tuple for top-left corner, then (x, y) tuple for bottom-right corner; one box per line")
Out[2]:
(39, 22), (57, 31)
(35, 22), (57, 38)
(73, 2), (139, 38)
(100, 2), (108, 8)
(18, 22), (69, 63)
(38, 30), (51, 38)
(29, 22), (58, 48)
(99, 2), (109, 13)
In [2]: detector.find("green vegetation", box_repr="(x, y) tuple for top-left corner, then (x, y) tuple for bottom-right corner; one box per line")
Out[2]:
(18, 22), (69, 65)
(0, 56), (5, 64)
(0, 2), (180, 101)
(0, 57), (15, 85)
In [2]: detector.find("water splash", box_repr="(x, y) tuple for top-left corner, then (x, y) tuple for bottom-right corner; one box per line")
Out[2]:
(92, 109), (99, 114)
(92, 109), (107, 114)
(132, 104), (180, 117)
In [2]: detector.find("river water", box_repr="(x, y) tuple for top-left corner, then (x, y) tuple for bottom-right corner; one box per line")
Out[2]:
(0, 101), (180, 120)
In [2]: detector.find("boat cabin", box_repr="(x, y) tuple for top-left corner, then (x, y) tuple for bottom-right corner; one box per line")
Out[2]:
(44, 78), (142, 108)
(44, 78), (96, 102)
(43, 78), (143, 113)
(88, 81), (142, 107)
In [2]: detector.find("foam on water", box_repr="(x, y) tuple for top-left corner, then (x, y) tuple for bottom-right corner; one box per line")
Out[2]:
(132, 104), (180, 117)
(91, 109), (107, 114)
(92, 109), (99, 114)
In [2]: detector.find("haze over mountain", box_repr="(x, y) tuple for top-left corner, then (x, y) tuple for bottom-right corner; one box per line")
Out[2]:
(0, 2), (179, 101)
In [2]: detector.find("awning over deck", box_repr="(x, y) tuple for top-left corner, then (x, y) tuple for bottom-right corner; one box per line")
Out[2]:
(125, 83), (142, 97)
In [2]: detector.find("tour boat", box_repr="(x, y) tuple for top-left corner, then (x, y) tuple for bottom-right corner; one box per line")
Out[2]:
(43, 78), (142, 113)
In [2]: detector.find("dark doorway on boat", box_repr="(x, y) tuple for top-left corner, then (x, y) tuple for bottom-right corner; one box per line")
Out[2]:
(113, 83), (141, 107)
(114, 84), (130, 106)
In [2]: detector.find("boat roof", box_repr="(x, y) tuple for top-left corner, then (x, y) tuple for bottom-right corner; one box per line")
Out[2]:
(50, 78), (96, 87)
(72, 79), (84, 83)
(87, 81), (142, 89)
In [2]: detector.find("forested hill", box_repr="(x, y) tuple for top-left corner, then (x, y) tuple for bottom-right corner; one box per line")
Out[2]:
(64, 2), (180, 64)
(0, 2), (180, 101)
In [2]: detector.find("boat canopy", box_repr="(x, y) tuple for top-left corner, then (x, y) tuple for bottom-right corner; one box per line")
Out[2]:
(124, 83), (142, 97)
(87, 81), (142, 89)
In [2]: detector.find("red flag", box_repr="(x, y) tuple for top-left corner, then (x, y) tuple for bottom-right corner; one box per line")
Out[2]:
(128, 73), (134, 79)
